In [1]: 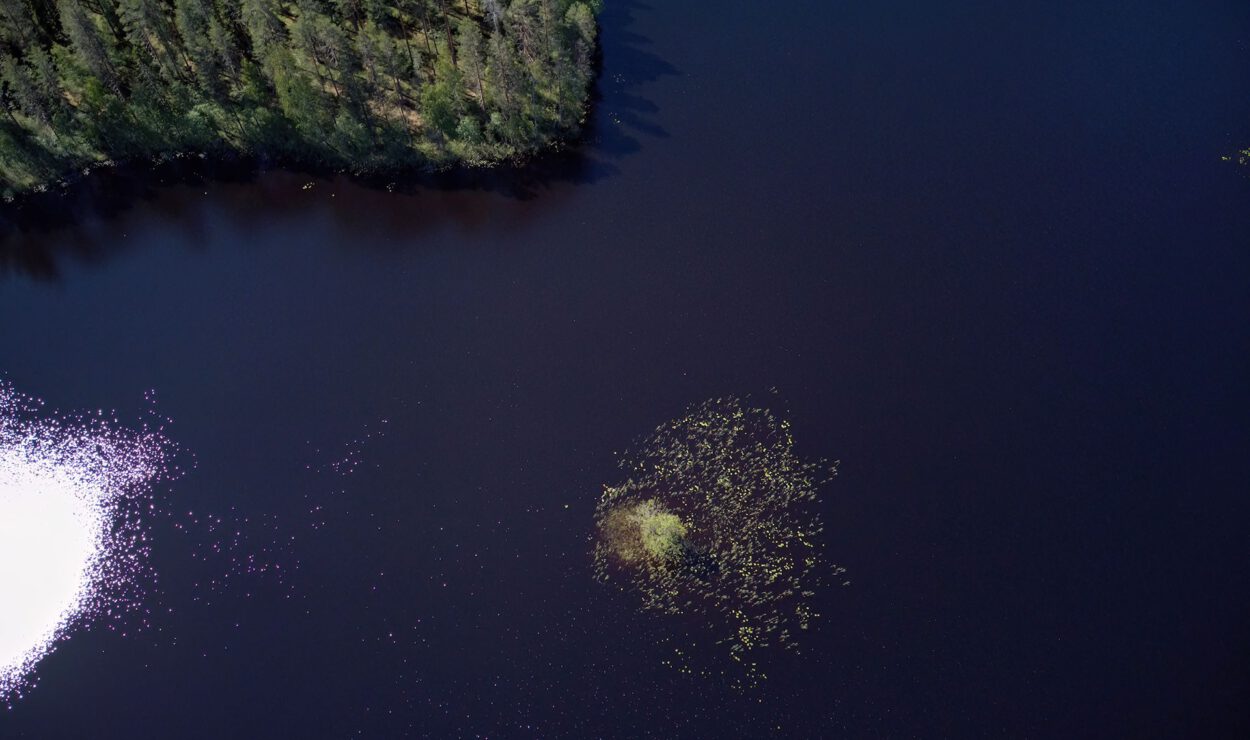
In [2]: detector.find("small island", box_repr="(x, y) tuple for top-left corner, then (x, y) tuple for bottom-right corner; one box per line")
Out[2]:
(0, 0), (602, 197)
(593, 397), (840, 687)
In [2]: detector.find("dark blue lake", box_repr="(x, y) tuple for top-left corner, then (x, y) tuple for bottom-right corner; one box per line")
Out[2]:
(2, 0), (1249, 736)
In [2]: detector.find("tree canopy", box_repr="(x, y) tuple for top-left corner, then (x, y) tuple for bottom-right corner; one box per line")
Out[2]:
(0, 0), (602, 196)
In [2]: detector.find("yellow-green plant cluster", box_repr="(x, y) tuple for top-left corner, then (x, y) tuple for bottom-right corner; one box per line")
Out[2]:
(592, 396), (838, 683)
(599, 498), (689, 564)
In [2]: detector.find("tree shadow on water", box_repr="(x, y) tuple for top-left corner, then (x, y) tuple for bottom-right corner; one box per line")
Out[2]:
(0, 0), (678, 282)
(589, 0), (677, 159)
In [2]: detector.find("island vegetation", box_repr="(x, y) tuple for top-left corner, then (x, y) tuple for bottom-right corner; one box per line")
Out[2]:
(0, 0), (601, 196)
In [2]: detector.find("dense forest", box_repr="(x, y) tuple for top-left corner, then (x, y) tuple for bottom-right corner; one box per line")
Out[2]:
(0, 0), (601, 195)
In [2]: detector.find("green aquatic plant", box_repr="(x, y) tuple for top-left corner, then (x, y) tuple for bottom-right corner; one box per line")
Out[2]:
(1222, 147), (1250, 166)
(593, 396), (838, 682)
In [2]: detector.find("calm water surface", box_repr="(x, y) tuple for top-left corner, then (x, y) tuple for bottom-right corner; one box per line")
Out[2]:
(2, 0), (1249, 737)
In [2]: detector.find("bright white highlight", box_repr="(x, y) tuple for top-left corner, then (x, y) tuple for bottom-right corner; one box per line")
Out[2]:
(0, 450), (104, 688)
(0, 383), (175, 702)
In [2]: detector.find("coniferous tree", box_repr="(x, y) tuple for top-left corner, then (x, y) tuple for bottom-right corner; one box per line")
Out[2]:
(57, 0), (122, 93)
(2, 55), (53, 129)
(0, 0), (39, 46)
(175, 0), (222, 95)
(241, 0), (285, 59)
(27, 47), (69, 125)
(118, 0), (191, 83)
(457, 18), (485, 109)
(0, 0), (602, 193)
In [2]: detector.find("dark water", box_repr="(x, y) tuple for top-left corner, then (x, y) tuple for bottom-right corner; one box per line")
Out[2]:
(3, 0), (1250, 736)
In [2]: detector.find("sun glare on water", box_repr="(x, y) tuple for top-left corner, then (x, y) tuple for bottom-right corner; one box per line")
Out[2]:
(0, 383), (175, 703)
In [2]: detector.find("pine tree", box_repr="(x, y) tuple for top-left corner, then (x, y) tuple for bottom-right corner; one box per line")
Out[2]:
(174, 0), (222, 96)
(0, 0), (38, 46)
(57, 0), (122, 93)
(26, 47), (69, 125)
(117, 0), (190, 83)
(457, 18), (485, 109)
(565, 2), (595, 46)
(241, 0), (286, 59)
(2, 55), (52, 128)
(0, 0), (601, 190)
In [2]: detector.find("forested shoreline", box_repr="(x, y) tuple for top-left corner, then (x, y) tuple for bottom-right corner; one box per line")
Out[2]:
(0, 0), (601, 197)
